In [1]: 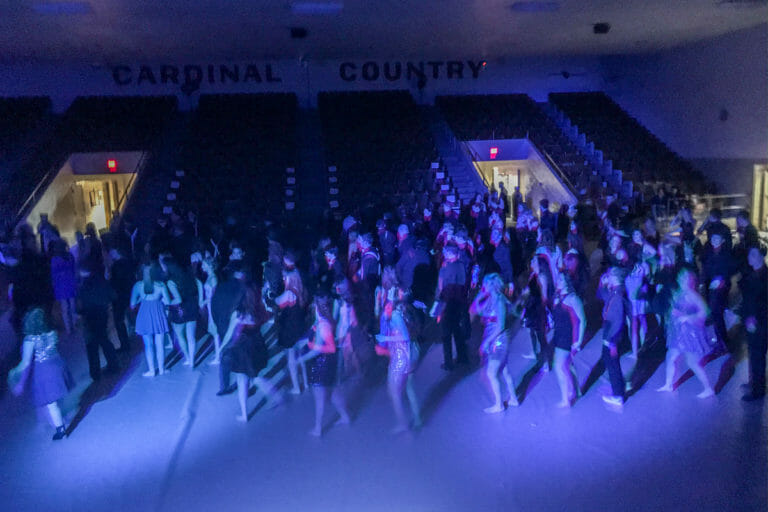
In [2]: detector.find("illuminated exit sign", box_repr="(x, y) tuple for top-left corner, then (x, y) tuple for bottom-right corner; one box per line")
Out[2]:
(490, 147), (498, 159)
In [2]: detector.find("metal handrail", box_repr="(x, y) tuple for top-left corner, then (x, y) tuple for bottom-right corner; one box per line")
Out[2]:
(459, 141), (491, 190)
(527, 140), (578, 197)
(13, 153), (69, 227)
(114, 151), (148, 212)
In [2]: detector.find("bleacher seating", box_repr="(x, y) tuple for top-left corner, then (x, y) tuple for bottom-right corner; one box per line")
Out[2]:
(179, 93), (298, 220)
(548, 92), (710, 194)
(1, 95), (177, 226)
(318, 91), (435, 210)
(0, 96), (52, 155)
(436, 94), (597, 195)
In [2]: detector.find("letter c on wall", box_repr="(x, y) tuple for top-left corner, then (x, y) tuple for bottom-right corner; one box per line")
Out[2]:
(112, 66), (132, 85)
(340, 62), (357, 81)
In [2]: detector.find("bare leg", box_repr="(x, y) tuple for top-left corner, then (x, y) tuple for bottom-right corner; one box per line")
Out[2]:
(154, 333), (166, 375)
(287, 348), (301, 394)
(253, 375), (280, 406)
(172, 323), (190, 364)
(235, 373), (249, 421)
(142, 335), (156, 377)
(484, 360), (504, 413)
(638, 314), (648, 349)
(657, 348), (680, 391)
(554, 348), (573, 407)
(310, 386), (325, 436)
(501, 364), (519, 406)
(630, 316), (639, 359)
(331, 387), (351, 425)
(59, 299), (72, 334)
(405, 374), (422, 426)
(186, 321), (197, 366)
(46, 401), (64, 428)
(388, 371), (408, 432)
(685, 352), (715, 398)
(209, 332), (222, 365)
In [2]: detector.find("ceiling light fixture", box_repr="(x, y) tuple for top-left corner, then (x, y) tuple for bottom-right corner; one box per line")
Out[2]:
(31, 2), (92, 14)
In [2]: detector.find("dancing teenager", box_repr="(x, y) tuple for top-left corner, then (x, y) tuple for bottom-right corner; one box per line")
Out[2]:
(739, 247), (768, 401)
(275, 269), (307, 394)
(7, 308), (73, 440)
(302, 294), (351, 437)
(163, 257), (203, 366)
(219, 287), (277, 421)
(376, 296), (422, 432)
(551, 274), (585, 407)
(130, 263), (171, 377)
(469, 274), (518, 413)
(656, 269), (715, 398)
(599, 269), (628, 406)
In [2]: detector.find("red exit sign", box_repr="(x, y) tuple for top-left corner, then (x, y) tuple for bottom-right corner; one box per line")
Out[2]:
(490, 147), (498, 159)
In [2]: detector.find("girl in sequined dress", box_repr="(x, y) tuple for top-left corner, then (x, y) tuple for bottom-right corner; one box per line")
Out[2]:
(376, 293), (422, 433)
(301, 293), (351, 437)
(470, 274), (519, 413)
(8, 308), (73, 440)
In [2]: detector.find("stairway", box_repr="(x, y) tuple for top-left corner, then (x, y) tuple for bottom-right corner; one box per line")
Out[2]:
(120, 111), (192, 236)
(424, 106), (486, 203)
(295, 108), (327, 218)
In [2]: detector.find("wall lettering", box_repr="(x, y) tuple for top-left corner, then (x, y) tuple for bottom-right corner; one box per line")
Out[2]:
(337, 60), (484, 84)
(111, 63), (283, 95)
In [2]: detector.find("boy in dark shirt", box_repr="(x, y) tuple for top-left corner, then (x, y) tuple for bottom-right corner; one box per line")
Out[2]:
(740, 247), (768, 401)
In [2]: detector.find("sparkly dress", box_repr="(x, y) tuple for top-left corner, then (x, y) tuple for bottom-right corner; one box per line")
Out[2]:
(378, 309), (412, 375)
(479, 295), (510, 361)
(666, 293), (713, 355)
(27, 331), (73, 406)
(308, 318), (338, 387)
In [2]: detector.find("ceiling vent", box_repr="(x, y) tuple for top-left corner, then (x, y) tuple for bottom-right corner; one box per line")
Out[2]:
(593, 22), (611, 34)
(716, 0), (768, 7)
(290, 27), (308, 39)
(31, 2), (92, 14)
(291, 2), (344, 15)
(508, 2), (560, 12)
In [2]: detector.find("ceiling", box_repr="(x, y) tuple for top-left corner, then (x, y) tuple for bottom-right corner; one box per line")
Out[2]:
(0, 0), (765, 64)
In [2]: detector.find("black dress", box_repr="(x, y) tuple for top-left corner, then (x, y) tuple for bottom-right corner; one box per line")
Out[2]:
(277, 302), (306, 349)
(228, 324), (269, 378)
(551, 302), (574, 351)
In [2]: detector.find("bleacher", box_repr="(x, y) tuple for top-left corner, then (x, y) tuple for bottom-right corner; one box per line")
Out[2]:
(318, 91), (435, 211)
(436, 94), (598, 195)
(0, 96), (52, 158)
(178, 93), (298, 221)
(1, 95), (177, 228)
(548, 92), (710, 194)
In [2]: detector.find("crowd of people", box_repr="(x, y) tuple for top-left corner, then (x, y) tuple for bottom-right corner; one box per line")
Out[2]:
(2, 183), (767, 441)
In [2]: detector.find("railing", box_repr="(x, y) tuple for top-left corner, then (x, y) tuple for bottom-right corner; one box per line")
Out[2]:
(13, 153), (69, 228)
(459, 141), (491, 191)
(532, 143), (578, 197)
(114, 151), (149, 212)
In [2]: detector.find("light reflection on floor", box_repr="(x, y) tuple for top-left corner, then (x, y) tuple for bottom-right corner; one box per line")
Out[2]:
(0, 312), (765, 512)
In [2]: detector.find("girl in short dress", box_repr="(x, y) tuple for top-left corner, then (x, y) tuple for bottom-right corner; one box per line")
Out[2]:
(302, 293), (351, 437)
(131, 262), (171, 377)
(376, 293), (422, 432)
(470, 274), (519, 413)
(656, 269), (715, 398)
(8, 308), (73, 440)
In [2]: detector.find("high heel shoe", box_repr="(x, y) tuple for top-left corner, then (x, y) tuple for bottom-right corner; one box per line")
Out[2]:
(52, 425), (67, 441)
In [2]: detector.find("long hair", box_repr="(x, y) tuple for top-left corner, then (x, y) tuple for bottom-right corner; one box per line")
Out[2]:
(381, 265), (398, 291)
(23, 307), (51, 336)
(314, 292), (335, 330)
(482, 273), (504, 296)
(283, 269), (306, 308)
